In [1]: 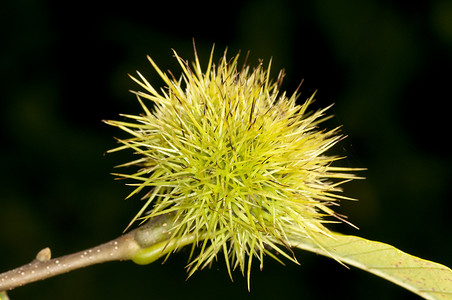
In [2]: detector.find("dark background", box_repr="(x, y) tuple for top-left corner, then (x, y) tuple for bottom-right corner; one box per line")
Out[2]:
(1, 0), (451, 299)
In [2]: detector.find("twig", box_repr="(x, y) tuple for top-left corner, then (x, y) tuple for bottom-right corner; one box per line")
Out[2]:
(0, 231), (139, 292)
(0, 213), (175, 292)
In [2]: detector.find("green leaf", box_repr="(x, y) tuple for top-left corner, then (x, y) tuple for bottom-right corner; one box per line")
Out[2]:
(289, 232), (452, 300)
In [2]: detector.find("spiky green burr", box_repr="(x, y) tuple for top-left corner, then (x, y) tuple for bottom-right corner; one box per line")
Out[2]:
(106, 46), (359, 287)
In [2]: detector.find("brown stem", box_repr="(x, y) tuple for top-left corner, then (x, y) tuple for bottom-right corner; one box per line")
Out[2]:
(0, 213), (175, 292)
(0, 231), (139, 292)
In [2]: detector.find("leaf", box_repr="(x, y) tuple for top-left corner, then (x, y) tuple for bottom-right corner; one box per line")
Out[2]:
(288, 232), (452, 300)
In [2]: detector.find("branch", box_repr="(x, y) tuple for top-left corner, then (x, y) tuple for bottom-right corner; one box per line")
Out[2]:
(0, 213), (175, 292)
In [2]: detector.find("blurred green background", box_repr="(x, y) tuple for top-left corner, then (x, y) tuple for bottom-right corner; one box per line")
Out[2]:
(1, 0), (451, 299)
